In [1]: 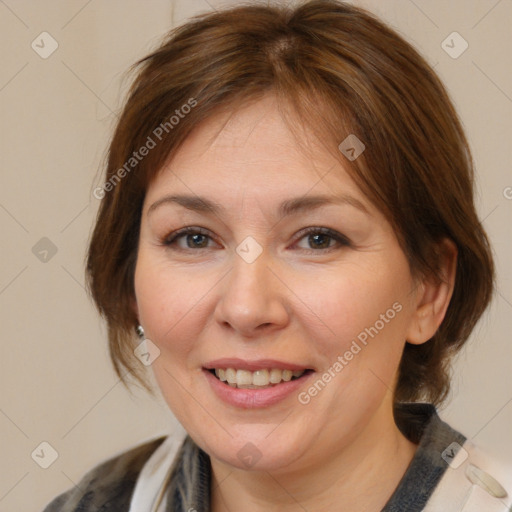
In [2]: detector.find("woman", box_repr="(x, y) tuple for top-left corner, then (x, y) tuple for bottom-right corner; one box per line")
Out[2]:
(43, 1), (511, 511)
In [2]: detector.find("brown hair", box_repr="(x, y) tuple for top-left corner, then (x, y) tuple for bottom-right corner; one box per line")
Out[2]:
(86, 0), (495, 405)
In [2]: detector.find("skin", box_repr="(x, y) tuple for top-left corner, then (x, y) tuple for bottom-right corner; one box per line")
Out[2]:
(133, 94), (457, 511)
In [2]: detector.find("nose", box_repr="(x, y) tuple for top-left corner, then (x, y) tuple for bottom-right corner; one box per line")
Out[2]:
(213, 249), (290, 338)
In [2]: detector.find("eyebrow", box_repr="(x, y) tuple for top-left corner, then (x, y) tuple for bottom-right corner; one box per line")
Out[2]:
(147, 193), (370, 218)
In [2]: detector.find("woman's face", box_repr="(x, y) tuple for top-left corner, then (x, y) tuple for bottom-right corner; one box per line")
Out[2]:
(134, 95), (423, 473)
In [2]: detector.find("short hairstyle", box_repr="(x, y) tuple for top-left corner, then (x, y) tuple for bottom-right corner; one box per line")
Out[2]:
(86, 0), (495, 406)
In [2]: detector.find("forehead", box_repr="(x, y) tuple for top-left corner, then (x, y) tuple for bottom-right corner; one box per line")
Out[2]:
(144, 96), (372, 214)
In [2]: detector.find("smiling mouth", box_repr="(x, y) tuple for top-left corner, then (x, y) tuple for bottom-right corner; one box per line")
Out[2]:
(208, 368), (314, 389)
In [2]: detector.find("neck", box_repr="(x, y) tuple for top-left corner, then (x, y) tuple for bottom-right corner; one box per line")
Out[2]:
(210, 402), (417, 512)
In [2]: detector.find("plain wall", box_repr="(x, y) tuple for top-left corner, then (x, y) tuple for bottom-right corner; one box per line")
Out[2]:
(0, 1), (510, 510)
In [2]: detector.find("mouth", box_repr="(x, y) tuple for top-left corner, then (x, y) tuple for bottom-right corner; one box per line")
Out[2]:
(202, 359), (315, 408)
(206, 367), (314, 389)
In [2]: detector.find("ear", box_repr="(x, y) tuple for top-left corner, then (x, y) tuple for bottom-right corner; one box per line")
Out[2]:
(406, 238), (457, 345)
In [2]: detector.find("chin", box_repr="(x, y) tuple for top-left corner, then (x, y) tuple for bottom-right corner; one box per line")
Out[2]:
(196, 425), (311, 473)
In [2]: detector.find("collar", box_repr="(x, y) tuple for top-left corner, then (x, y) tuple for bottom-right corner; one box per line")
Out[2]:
(130, 403), (511, 512)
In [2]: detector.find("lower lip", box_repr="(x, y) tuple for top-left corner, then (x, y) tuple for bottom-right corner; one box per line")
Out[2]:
(203, 369), (313, 409)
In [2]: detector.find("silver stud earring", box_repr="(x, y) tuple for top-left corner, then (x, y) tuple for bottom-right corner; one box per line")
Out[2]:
(136, 325), (145, 339)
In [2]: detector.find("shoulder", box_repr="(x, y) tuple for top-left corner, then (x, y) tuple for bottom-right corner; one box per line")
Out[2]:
(403, 403), (512, 511)
(42, 436), (167, 512)
(389, 403), (512, 511)
(426, 438), (512, 511)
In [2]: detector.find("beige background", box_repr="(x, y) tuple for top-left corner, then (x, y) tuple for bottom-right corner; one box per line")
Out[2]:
(0, 1), (510, 510)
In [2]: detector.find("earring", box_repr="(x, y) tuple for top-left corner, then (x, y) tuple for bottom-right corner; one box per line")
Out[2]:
(136, 325), (145, 339)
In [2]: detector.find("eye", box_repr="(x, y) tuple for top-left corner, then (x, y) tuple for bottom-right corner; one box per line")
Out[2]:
(294, 227), (350, 252)
(162, 227), (216, 250)
(161, 226), (350, 253)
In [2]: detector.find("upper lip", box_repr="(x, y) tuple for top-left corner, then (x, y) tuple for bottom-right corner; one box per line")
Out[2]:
(203, 358), (313, 372)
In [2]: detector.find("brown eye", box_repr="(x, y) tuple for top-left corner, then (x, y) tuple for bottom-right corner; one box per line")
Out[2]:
(295, 227), (350, 252)
(163, 227), (215, 250)
(182, 233), (209, 248)
(307, 233), (332, 249)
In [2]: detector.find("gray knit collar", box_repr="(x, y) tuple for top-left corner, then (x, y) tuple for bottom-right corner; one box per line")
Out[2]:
(164, 403), (465, 512)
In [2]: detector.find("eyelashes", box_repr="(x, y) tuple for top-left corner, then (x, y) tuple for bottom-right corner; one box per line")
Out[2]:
(161, 226), (351, 254)
(292, 226), (351, 252)
(163, 227), (211, 248)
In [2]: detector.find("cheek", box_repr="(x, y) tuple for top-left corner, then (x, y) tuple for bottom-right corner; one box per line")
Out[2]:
(293, 261), (412, 355)
(134, 254), (207, 357)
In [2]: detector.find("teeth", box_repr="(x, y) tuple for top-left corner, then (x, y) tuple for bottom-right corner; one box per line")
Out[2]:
(268, 369), (281, 384)
(225, 368), (236, 384)
(213, 368), (306, 388)
(253, 369), (269, 386)
(236, 369), (253, 386)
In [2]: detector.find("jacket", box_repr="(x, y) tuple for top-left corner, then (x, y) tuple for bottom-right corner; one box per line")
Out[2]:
(42, 403), (512, 511)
